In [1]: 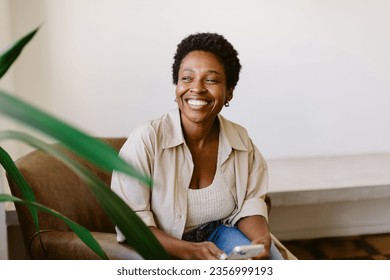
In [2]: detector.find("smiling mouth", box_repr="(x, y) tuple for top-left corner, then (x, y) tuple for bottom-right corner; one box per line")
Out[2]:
(187, 99), (209, 108)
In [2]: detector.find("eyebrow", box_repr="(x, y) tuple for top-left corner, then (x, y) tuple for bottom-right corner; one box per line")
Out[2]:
(182, 69), (222, 75)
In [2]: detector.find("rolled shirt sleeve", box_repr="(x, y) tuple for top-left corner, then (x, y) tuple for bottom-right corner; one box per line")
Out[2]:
(225, 139), (269, 226)
(110, 124), (158, 241)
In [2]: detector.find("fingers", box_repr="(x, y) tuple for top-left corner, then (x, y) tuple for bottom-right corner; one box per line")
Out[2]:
(203, 241), (226, 260)
(251, 238), (271, 260)
(205, 242), (227, 260)
(218, 252), (228, 260)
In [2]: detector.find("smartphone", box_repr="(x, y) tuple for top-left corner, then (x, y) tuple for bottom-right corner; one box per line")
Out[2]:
(224, 244), (265, 260)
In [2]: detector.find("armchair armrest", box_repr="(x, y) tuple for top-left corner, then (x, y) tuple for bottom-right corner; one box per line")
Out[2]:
(30, 231), (143, 260)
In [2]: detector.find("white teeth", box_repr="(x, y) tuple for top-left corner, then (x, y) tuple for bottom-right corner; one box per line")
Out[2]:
(187, 99), (208, 107)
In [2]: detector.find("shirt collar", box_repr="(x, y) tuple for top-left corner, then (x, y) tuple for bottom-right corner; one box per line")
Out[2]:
(161, 109), (184, 149)
(218, 114), (249, 152)
(161, 108), (249, 152)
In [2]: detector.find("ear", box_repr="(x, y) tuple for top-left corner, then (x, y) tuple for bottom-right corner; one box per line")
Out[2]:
(226, 88), (234, 102)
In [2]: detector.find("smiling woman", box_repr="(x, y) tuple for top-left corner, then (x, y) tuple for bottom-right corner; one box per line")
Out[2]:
(111, 32), (295, 260)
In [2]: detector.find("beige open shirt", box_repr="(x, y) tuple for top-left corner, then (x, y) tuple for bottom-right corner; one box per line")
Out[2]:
(111, 109), (296, 259)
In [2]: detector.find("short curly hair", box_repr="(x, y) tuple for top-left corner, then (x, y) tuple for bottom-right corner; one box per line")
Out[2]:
(172, 33), (241, 90)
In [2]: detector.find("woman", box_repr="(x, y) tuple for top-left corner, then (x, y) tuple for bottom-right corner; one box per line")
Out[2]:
(112, 33), (291, 260)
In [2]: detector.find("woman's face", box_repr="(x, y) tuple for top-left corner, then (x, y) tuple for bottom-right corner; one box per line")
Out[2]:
(175, 50), (233, 127)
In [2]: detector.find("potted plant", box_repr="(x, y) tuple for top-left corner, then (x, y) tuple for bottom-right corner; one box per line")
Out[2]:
(0, 27), (169, 260)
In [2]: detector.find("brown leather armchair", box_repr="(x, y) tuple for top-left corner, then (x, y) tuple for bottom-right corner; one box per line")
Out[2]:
(7, 137), (142, 259)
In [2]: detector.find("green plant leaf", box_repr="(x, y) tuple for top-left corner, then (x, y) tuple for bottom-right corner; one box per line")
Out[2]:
(0, 26), (168, 259)
(0, 146), (36, 206)
(0, 193), (108, 260)
(0, 27), (39, 79)
(0, 131), (170, 259)
(0, 145), (41, 234)
(0, 145), (49, 256)
(0, 90), (151, 186)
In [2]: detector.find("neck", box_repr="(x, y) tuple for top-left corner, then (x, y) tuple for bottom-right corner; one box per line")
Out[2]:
(181, 117), (219, 148)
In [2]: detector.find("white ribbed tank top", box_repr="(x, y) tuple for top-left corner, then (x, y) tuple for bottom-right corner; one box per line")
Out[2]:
(184, 167), (235, 233)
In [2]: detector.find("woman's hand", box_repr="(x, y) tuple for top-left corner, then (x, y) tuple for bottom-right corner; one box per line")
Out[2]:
(250, 236), (271, 260)
(149, 226), (225, 260)
(236, 215), (272, 260)
(179, 241), (225, 260)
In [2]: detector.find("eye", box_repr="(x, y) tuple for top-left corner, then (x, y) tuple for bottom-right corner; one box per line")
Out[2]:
(205, 78), (219, 84)
(181, 76), (192, 82)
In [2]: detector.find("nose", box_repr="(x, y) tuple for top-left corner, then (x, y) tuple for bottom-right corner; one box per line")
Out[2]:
(190, 80), (206, 93)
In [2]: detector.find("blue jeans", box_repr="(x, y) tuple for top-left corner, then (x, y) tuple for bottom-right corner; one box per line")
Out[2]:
(207, 224), (284, 260)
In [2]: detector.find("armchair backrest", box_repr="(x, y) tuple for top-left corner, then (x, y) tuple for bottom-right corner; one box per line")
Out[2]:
(6, 137), (127, 253)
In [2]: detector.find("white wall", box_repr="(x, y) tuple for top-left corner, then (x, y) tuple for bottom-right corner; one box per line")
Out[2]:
(3, 0), (389, 160)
